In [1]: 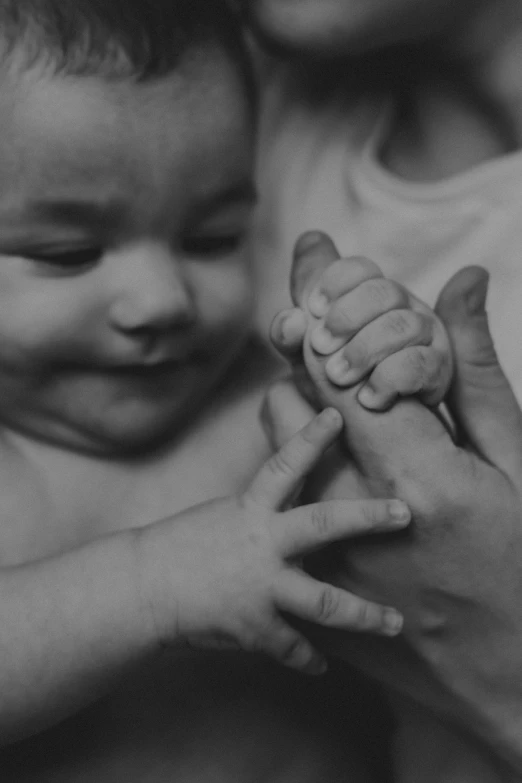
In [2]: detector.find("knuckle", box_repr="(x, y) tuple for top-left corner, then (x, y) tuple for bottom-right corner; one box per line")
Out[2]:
(405, 348), (428, 379)
(267, 447), (297, 480)
(346, 255), (383, 280)
(310, 503), (333, 537)
(367, 279), (406, 311)
(315, 585), (341, 623)
(352, 601), (374, 629)
(386, 310), (418, 340)
(328, 300), (357, 333)
(361, 502), (383, 528)
(323, 257), (382, 293)
(322, 259), (354, 289)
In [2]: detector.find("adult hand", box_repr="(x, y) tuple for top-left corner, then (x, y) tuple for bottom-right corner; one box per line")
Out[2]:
(264, 233), (522, 772)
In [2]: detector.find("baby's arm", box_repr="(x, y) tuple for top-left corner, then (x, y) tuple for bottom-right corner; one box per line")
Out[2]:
(0, 411), (409, 745)
(273, 251), (453, 412)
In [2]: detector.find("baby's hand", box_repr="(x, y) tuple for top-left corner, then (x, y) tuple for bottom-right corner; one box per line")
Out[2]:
(273, 253), (453, 411)
(138, 410), (409, 675)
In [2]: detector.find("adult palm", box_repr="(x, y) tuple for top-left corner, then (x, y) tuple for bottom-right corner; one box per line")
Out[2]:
(265, 233), (522, 772)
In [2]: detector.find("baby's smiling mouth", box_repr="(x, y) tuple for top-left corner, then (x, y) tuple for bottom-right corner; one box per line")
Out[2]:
(104, 356), (202, 378)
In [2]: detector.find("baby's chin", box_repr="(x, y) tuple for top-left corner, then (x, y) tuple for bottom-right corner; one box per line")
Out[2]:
(4, 400), (199, 459)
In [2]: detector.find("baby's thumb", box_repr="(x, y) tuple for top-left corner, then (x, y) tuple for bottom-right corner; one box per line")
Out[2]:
(435, 266), (522, 474)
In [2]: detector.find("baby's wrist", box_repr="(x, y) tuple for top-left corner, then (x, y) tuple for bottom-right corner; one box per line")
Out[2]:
(129, 525), (175, 652)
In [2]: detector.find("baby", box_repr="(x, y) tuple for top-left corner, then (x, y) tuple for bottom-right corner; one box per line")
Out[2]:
(0, 1), (453, 781)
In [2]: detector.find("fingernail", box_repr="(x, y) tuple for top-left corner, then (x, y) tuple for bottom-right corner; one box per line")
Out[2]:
(326, 352), (353, 384)
(295, 231), (327, 258)
(388, 501), (411, 525)
(277, 310), (305, 345)
(308, 288), (329, 318)
(319, 407), (343, 429)
(382, 609), (404, 637)
(276, 314), (291, 343)
(357, 385), (381, 409)
(311, 325), (344, 355)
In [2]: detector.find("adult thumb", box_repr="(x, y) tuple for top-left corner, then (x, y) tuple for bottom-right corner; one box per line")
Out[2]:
(290, 231), (341, 307)
(435, 266), (522, 475)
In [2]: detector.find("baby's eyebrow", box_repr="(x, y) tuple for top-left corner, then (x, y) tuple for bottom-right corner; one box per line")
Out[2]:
(23, 197), (126, 228)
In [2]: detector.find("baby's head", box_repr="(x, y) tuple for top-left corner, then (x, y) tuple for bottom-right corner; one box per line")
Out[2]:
(0, 0), (257, 455)
(245, 0), (487, 55)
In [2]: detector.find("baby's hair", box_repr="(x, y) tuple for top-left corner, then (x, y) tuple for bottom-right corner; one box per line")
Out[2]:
(0, 0), (250, 82)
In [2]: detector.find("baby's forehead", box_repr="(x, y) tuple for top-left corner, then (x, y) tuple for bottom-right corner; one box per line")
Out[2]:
(0, 56), (254, 220)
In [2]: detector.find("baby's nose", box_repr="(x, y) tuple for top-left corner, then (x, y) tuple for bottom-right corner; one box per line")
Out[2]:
(109, 247), (196, 332)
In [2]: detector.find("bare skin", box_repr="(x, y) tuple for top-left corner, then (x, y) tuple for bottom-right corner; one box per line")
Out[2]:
(0, 344), (391, 783)
(266, 232), (522, 778)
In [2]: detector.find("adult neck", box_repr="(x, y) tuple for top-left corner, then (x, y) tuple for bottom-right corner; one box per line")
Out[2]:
(381, 1), (522, 181)
(443, 0), (522, 141)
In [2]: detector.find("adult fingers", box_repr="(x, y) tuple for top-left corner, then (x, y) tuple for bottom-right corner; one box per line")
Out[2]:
(290, 231), (341, 307)
(247, 407), (342, 508)
(277, 498), (410, 555)
(274, 572), (404, 636)
(435, 266), (522, 476)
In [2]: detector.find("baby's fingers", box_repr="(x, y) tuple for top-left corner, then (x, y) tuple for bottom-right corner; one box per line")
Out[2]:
(270, 308), (307, 362)
(259, 617), (327, 675)
(274, 573), (404, 636)
(325, 310), (433, 387)
(308, 256), (383, 317)
(247, 408), (343, 509)
(278, 499), (410, 555)
(358, 346), (451, 411)
(311, 278), (409, 355)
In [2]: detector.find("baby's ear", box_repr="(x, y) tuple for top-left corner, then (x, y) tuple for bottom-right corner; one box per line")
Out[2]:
(290, 232), (341, 307)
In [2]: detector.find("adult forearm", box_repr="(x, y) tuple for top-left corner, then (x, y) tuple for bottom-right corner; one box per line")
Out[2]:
(0, 530), (156, 744)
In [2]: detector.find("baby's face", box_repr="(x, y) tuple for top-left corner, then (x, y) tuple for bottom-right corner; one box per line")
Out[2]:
(0, 48), (255, 455)
(246, 0), (484, 54)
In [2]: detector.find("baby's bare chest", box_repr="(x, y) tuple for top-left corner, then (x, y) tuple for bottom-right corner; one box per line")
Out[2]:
(0, 380), (270, 564)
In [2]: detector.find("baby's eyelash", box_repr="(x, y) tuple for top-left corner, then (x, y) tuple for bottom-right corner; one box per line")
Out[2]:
(182, 233), (245, 256)
(27, 247), (103, 268)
